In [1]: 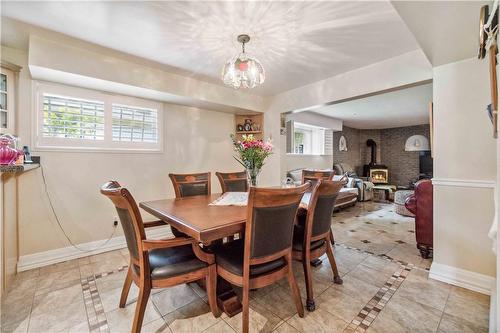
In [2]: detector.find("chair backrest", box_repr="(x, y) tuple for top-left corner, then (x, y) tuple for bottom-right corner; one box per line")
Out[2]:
(100, 181), (146, 265)
(216, 171), (248, 193)
(413, 179), (433, 245)
(244, 183), (310, 264)
(301, 169), (335, 188)
(169, 172), (211, 198)
(305, 180), (344, 239)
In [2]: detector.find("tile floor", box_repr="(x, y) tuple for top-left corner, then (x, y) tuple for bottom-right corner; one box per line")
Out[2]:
(1, 202), (490, 333)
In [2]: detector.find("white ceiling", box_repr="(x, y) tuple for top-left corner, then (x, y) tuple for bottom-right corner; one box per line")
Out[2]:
(310, 82), (433, 129)
(1, 1), (420, 96)
(392, 1), (490, 66)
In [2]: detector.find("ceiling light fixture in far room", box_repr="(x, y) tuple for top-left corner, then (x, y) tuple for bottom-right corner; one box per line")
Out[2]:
(222, 34), (265, 89)
(405, 134), (430, 151)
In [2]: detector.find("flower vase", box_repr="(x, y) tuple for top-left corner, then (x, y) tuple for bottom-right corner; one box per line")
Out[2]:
(246, 167), (261, 187)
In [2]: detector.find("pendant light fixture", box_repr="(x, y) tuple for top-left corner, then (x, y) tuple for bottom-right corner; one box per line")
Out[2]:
(222, 34), (265, 89)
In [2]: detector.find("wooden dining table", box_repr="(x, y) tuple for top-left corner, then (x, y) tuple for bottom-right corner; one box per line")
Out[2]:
(139, 191), (350, 316)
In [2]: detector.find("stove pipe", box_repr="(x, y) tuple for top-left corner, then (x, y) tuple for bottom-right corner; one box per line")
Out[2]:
(366, 139), (377, 166)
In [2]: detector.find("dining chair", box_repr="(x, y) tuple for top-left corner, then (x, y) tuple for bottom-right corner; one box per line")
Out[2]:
(301, 169), (337, 248)
(215, 171), (248, 193)
(301, 169), (335, 186)
(292, 179), (344, 312)
(213, 183), (311, 333)
(169, 172), (211, 198)
(101, 181), (221, 333)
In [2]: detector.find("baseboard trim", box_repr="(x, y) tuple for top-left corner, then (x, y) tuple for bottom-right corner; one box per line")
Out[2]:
(429, 262), (494, 295)
(17, 226), (173, 272)
(432, 178), (495, 189)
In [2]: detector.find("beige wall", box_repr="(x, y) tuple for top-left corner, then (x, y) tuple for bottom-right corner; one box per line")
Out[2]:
(432, 57), (496, 278)
(2, 46), (241, 256)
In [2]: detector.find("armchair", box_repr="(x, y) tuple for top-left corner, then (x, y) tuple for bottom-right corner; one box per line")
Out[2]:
(333, 163), (374, 201)
(405, 179), (433, 258)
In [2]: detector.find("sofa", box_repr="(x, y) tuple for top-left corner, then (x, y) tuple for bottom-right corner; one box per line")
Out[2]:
(286, 168), (358, 209)
(405, 179), (433, 258)
(332, 163), (374, 202)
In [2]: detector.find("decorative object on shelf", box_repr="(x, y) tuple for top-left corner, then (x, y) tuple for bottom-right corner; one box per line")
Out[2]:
(404, 135), (430, 152)
(234, 113), (264, 140)
(231, 134), (273, 187)
(339, 135), (348, 151)
(244, 119), (253, 131)
(222, 34), (265, 89)
(0, 134), (22, 165)
(478, 2), (499, 138)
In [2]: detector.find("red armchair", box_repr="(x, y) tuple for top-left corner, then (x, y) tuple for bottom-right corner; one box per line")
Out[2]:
(405, 179), (433, 259)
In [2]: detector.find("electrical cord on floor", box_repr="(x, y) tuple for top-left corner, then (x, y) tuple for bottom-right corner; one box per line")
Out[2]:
(40, 164), (117, 252)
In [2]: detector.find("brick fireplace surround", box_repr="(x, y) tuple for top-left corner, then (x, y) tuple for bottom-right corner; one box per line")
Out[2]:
(332, 124), (430, 186)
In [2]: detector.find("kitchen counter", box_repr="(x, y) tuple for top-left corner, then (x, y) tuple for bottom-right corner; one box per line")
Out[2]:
(0, 163), (40, 173)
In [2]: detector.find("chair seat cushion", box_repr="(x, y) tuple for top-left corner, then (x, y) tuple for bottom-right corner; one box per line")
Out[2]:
(292, 226), (325, 251)
(133, 244), (207, 280)
(213, 239), (286, 277)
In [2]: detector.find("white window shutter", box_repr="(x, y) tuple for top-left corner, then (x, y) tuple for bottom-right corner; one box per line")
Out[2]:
(324, 129), (333, 155)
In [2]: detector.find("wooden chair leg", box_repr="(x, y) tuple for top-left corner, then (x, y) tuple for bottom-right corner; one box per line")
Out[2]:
(326, 236), (343, 285)
(242, 284), (250, 333)
(287, 254), (304, 317)
(131, 286), (151, 333)
(329, 229), (335, 245)
(206, 265), (222, 317)
(119, 267), (133, 308)
(302, 252), (315, 311)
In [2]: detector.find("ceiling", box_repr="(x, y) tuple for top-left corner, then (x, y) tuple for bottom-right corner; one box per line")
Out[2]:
(310, 82), (433, 129)
(392, 1), (490, 66)
(1, 1), (420, 96)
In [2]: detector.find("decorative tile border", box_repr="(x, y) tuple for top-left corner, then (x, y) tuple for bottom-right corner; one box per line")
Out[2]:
(78, 242), (427, 333)
(82, 275), (109, 333)
(342, 263), (413, 333)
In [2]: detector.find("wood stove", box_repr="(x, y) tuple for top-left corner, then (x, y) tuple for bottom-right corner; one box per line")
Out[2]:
(363, 139), (389, 184)
(369, 168), (389, 184)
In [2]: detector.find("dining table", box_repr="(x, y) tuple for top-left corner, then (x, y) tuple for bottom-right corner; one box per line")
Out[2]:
(139, 190), (350, 316)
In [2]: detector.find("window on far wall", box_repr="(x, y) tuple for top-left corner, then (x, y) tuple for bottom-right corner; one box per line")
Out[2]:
(34, 82), (163, 152)
(287, 121), (332, 155)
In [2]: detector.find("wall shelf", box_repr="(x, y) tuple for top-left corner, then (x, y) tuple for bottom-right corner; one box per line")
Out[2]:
(234, 114), (264, 140)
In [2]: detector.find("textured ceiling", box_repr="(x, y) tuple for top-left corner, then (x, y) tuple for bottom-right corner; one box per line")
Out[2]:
(1, 1), (420, 96)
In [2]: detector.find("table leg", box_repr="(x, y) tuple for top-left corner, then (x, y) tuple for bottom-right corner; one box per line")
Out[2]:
(216, 278), (242, 317)
(198, 240), (242, 317)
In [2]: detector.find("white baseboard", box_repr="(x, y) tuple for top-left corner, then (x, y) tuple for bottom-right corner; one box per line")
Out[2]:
(17, 227), (173, 272)
(429, 262), (494, 295)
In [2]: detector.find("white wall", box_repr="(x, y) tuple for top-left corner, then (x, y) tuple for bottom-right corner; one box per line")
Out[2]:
(430, 57), (496, 292)
(2, 46), (241, 258)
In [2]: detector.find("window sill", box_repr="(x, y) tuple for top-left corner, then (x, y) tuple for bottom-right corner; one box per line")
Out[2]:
(33, 146), (164, 154)
(286, 153), (332, 157)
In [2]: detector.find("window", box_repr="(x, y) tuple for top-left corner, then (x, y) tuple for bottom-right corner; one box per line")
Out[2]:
(112, 104), (157, 143)
(286, 121), (332, 156)
(43, 94), (105, 140)
(34, 82), (162, 152)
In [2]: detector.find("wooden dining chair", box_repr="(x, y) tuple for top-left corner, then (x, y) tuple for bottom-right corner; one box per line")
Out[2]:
(101, 181), (221, 333)
(301, 169), (335, 186)
(169, 172), (211, 198)
(292, 179), (344, 312)
(213, 183), (311, 333)
(215, 171), (248, 193)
